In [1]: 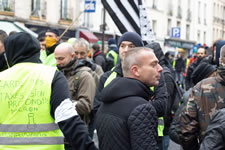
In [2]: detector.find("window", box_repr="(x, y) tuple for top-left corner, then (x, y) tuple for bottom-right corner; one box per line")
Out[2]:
(213, 3), (216, 16)
(0, 0), (12, 11)
(177, 0), (182, 19)
(31, 0), (40, 16)
(168, 0), (173, 16)
(152, 20), (157, 36)
(152, 0), (157, 9)
(198, 1), (201, 24)
(204, 4), (206, 25)
(61, 0), (68, 20)
(167, 19), (171, 36)
(203, 31), (206, 43)
(197, 30), (201, 42)
(177, 21), (181, 28)
(186, 24), (190, 40)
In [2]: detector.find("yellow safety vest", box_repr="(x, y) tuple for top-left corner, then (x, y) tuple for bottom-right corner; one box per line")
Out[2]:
(40, 50), (56, 67)
(0, 63), (64, 150)
(105, 72), (164, 136)
(150, 87), (164, 137)
(106, 50), (118, 66)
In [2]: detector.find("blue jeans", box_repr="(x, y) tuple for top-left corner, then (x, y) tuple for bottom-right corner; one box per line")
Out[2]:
(162, 135), (170, 150)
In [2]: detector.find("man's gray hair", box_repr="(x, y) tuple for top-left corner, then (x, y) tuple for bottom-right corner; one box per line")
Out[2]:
(122, 47), (153, 77)
(73, 38), (89, 52)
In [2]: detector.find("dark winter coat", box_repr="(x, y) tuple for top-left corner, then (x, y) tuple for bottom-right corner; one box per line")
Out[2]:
(94, 62), (168, 117)
(146, 42), (175, 135)
(175, 58), (185, 73)
(93, 50), (106, 71)
(0, 52), (7, 72)
(96, 77), (159, 150)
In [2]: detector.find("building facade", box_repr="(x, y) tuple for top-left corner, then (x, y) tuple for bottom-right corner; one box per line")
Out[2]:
(0, 0), (225, 53)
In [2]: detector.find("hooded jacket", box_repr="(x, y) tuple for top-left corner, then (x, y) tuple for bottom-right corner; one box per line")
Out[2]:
(3, 32), (97, 150)
(96, 77), (159, 150)
(146, 42), (177, 135)
(0, 52), (7, 72)
(4, 32), (41, 66)
(59, 58), (96, 124)
(215, 40), (225, 67)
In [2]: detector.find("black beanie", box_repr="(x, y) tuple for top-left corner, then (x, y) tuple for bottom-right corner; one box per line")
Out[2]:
(191, 62), (216, 85)
(47, 28), (59, 36)
(118, 32), (144, 47)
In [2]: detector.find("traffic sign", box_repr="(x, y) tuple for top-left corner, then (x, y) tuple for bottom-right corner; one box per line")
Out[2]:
(171, 27), (181, 38)
(84, 0), (96, 13)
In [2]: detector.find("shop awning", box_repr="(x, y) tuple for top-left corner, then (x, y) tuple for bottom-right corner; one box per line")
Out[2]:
(79, 30), (99, 43)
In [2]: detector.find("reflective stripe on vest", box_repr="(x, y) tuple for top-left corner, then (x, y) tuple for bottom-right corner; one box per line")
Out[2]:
(0, 63), (64, 149)
(106, 50), (118, 66)
(104, 71), (117, 87)
(0, 123), (59, 132)
(0, 137), (64, 145)
(150, 87), (164, 137)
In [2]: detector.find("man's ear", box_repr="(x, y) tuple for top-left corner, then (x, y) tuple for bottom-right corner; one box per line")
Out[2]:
(131, 65), (140, 77)
(72, 52), (76, 59)
(56, 36), (60, 42)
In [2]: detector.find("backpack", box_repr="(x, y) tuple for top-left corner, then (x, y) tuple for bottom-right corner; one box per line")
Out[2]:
(104, 56), (114, 72)
(73, 60), (100, 93)
(163, 67), (184, 114)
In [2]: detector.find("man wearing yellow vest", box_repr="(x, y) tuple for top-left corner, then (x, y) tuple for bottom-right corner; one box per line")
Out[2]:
(0, 32), (97, 150)
(96, 47), (162, 150)
(40, 28), (60, 67)
(94, 32), (168, 149)
(106, 38), (119, 66)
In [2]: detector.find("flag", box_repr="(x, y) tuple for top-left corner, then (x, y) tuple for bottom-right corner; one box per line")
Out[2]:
(101, 0), (155, 42)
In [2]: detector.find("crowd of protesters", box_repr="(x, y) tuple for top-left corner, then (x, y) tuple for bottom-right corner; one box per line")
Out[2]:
(1, 28), (225, 150)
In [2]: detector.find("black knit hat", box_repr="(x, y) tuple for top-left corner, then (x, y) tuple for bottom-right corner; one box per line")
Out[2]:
(118, 32), (143, 47)
(47, 28), (59, 36)
(191, 62), (216, 85)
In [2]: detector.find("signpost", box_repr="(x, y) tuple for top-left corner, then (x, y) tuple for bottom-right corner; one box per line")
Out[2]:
(171, 27), (181, 38)
(84, 0), (96, 13)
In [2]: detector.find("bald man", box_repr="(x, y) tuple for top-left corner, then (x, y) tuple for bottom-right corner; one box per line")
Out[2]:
(54, 43), (96, 148)
(54, 42), (96, 119)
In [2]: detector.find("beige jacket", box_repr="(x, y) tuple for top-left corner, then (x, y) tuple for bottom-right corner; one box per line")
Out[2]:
(61, 60), (96, 124)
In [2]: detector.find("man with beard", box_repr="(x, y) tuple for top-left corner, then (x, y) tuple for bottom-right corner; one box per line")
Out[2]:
(177, 45), (225, 150)
(185, 47), (207, 90)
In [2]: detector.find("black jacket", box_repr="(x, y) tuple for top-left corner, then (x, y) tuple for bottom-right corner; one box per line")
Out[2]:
(96, 77), (159, 150)
(93, 50), (106, 71)
(94, 62), (168, 117)
(162, 66), (176, 135)
(3, 33), (97, 150)
(175, 58), (185, 73)
(0, 52), (7, 72)
(200, 108), (225, 150)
